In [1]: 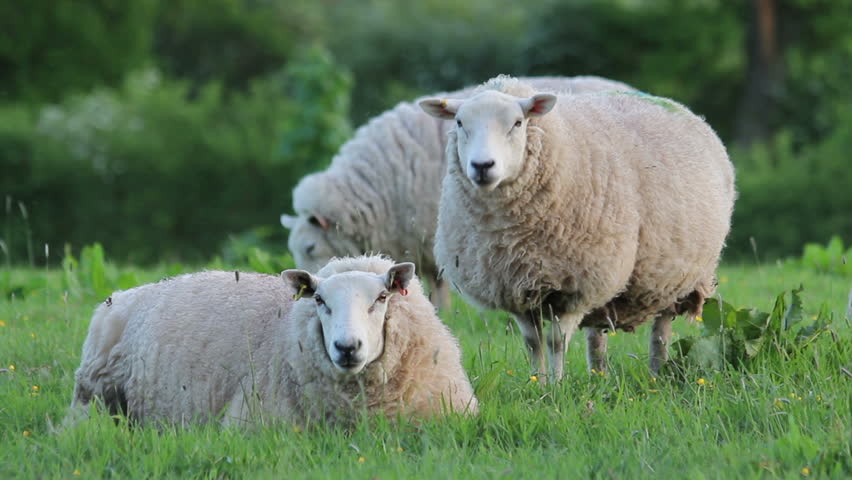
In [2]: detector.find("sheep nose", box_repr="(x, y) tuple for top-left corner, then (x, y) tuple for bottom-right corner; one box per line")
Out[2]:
(305, 244), (315, 256)
(334, 340), (362, 357)
(471, 159), (495, 174)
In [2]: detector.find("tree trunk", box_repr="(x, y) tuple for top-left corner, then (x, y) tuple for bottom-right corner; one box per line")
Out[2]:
(735, 0), (784, 146)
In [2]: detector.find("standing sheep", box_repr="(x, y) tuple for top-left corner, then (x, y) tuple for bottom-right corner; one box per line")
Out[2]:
(280, 76), (635, 312)
(66, 256), (478, 428)
(420, 76), (735, 379)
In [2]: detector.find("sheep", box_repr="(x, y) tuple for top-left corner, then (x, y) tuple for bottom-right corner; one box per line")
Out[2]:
(419, 76), (736, 380)
(65, 256), (478, 428)
(280, 76), (635, 313)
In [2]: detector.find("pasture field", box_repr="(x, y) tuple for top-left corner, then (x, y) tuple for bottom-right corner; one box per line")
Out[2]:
(1, 259), (850, 479)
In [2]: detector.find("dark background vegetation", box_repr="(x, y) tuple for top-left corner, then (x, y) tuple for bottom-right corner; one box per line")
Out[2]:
(1, 0), (850, 264)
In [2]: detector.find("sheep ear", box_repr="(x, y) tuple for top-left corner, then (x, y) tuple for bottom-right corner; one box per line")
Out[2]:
(385, 262), (415, 294)
(280, 214), (298, 230)
(419, 98), (463, 120)
(281, 270), (320, 299)
(519, 93), (557, 118)
(309, 215), (331, 231)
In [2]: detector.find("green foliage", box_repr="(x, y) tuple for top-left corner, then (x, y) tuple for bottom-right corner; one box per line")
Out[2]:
(0, 0), (158, 103)
(787, 236), (852, 276)
(672, 287), (833, 371)
(153, 0), (324, 91)
(729, 108), (852, 260)
(0, 48), (351, 264)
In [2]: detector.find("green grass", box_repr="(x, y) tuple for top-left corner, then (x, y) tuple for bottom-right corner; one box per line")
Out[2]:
(1, 261), (850, 478)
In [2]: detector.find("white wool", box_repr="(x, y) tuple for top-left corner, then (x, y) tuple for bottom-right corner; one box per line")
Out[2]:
(66, 256), (477, 428)
(282, 76), (635, 312)
(423, 76), (735, 377)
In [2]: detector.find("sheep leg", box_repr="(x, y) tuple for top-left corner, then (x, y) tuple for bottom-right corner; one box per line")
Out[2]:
(546, 313), (583, 381)
(585, 327), (608, 373)
(513, 313), (546, 378)
(649, 313), (674, 374)
(430, 277), (452, 313)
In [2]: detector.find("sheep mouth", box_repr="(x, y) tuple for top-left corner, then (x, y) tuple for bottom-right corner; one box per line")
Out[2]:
(332, 358), (366, 374)
(468, 173), (499, 190)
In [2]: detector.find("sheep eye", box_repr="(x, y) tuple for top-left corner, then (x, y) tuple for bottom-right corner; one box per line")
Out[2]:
(308, 216), (321, 227)
(314, 295), (324, 306)
(456, 119), (463, 128)
(514, 119), (523, 128)
(376, 292), (388, 303)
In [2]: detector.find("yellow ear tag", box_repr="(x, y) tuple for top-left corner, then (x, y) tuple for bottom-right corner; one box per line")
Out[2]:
(440, 99), (448, 107)
(293, 284), (307, 300)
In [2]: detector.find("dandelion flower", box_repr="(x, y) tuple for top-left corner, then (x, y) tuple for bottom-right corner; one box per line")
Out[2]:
(292, 425), (302, 434)
(650, 377), (657, 383)
(23, 430), (31, 437)
(697, 378), (706, 386)
(30, 332), (36, 339)
(598, 370), (605, 377)
(801, 467), (810, 476)
(695, 316), (703, 323)
(529, 375), (539, 383)
(73, 470), (81, 476)
(608, 330), (616, 336)
(8, 365), (14, 371)
(358, 456), (366, 464)
(816, 395), (822, 402)
(396, 447), (404, 453)
(591, 368), (597, 374)
(774, 399), (784, 408)
(506, 369), (514, 376)
(0, 320), (6, 327)
(789, 393), (796, 399)
(32, 385), (39, 392)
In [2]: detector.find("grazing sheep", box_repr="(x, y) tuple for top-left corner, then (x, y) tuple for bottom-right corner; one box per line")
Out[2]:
(66, 256), (478, 428)
(420, 76), (735, 379)
(281, 76), (635, 312)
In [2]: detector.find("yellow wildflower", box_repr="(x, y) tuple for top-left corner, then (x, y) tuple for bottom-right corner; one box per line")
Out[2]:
(816, 395), (822, 402)
(30, 332), (36, 339)
(8, 364), (14, 371)
(608, 330), (616, 336)
(598, 370), (605, 377)
(529, 375), (539, 383)
(32, 385), (39, 392)
(591, 368), (597, 374)
(396, 447), (404, 453)
(292, 425), (302, 434)
(650, 376), (657, 383)
(801, 467), (810, 476)
(73, 470), (81, 476)
(23, 430), (31, 437)
(0, 320), (6, 327)
(506, 369), (514, 376)
(697, 378), (706, 386)
(358, 456), (366, 464)
(774, 399), (785, 408)
(696, 316), (703, 323)
(789, 393), (796, 399)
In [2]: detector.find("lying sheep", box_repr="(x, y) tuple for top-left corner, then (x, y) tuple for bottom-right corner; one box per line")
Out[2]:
(281, 76), (635, 312)
(66, 256), (478, 427)
(420, 76), (735, 379)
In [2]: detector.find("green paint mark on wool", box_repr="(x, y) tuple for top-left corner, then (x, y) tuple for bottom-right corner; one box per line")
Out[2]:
(608, 90), (683, 113)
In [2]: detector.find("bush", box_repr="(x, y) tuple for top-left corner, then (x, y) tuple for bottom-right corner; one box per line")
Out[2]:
(0, 47), (351, 264)
(728, 104), (852, 260)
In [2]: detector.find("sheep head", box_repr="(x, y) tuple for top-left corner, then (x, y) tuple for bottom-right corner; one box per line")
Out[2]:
(281, 262), (415, 374)
(420, 91), (556, 191)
